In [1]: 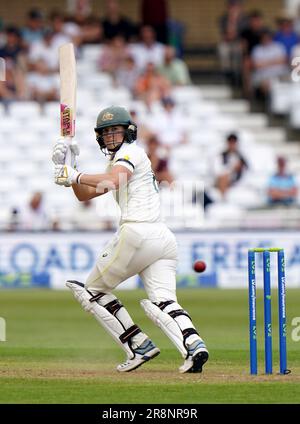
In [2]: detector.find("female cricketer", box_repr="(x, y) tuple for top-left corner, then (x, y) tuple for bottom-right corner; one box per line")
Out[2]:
(52, 106), (209, 373)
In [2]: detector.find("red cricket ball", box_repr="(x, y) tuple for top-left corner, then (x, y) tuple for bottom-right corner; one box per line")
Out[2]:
(193, 260), (206, 273)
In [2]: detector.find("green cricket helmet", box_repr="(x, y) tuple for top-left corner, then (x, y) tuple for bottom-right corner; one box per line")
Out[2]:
(94, 106), (137, 155)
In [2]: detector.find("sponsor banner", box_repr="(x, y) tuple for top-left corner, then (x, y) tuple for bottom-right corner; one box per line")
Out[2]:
(0, 231), (300, 289)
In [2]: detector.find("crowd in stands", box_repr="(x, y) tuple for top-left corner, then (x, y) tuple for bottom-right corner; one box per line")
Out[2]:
(1, 0), (300, 231)
(218, 0), (300, 100)
(0, 0), (180, 104)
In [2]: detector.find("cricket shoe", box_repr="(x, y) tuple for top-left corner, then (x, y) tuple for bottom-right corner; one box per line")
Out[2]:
(179, 341), (209, 373)
(117, 339), (160, 372)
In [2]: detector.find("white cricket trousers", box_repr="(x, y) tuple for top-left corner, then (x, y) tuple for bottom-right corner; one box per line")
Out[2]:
(85, 222), (178, 303)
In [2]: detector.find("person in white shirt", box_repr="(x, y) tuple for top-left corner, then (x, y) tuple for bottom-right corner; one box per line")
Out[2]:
(27, 29), (61, 101)
(251, 29), (289, 95)
(20, 191), (49, 231)
(129, 25), (165, 71)
(52, 106), (208, 373)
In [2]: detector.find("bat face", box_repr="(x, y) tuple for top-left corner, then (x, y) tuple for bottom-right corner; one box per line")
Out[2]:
(59, 43), (76, 138)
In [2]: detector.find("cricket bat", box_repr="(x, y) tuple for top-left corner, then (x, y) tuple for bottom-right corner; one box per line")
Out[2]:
(59, 42), (77, 166)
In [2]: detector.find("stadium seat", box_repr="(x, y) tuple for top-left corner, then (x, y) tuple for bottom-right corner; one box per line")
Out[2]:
(9, 102), (41, 119)
(270, 81), (292, 115)
(81, 44), (104, 62)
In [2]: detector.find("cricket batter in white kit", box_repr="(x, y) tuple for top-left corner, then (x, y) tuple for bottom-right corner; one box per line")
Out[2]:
(52, 106), (209, 373)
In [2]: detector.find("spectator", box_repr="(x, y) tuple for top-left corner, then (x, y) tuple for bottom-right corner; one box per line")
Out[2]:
(0, 18), (5, 47)
(218, 0), (247, 85)
(27, 29), (60, 102)
(293, 4), (300, 36)
(98, 35), (129, 75)
(116, 54), (140, 93)
(49, 11), (81, 47)
(21, 8), (45, 47)
(129, 25), (165, 71)
(146, 97), (187, 149)
(274, 13), (299, 60)
(239, 10), (267, 97)
(158, 45), (192, 85)
(72, 199), (113, 230)
(214, 133), (248, 198)
(251, 29), (289, 99)
(0, 26), (27, 101)
(141, 0), (169, 44)
(267, 157), (298, 206)
(134, 61), (171, 104)
(146, 134), (173, 184)
(101, 0), (137, 42)
(78, 15), (103, 44)
(6, 207), (21, 231)
(240, 11), (266, 57)
(20, 192), (49, 231)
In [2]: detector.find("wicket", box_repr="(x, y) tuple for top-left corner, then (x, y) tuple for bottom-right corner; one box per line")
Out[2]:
(247, 248), (290, 375)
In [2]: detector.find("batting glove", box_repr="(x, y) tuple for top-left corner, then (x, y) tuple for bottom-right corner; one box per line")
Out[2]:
(52, 137), (80, 167)
(54, 164), (81, 187)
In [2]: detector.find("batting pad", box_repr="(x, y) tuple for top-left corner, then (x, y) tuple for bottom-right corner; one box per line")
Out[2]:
(66, 281), (135, 358)
(140, 299), (188, 358)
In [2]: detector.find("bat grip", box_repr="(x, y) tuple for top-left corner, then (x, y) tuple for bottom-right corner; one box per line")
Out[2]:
(65, 137), (73, 167)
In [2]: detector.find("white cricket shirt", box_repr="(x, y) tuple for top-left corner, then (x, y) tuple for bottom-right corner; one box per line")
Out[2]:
(108, 142), (161, 223)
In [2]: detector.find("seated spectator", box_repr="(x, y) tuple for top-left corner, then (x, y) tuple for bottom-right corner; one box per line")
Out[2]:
(27, 29), (60, 102)
(0, 26), (27, 101)
(251, 29), (289, 99)
(240, 11), (266, 57)
(158, 45), (191, 85)
(0, 18), (5, 47)
(146, 134), (173, 184)
(129, 25), (165, 71)
(267, 156), (298, 206)
(72, 199), (113, 230)
(49, 11), (81, 47)
(20, 192), (49, 231)
(134, 61), (171, 104)
(21, 8), (45, 48)
(239, 10), (267, 96)
(293, 4), (300, 36)
(274, 13), (299, 60)
(101, 0), (137, 42)
(78, 15), (103, 44)
(6, 207), (21, 231)
(147, 97), (187, 149)
(98, 35), (129, 75)
(214, 133), (248, 198)
(116, 54), (140, 92)
(218, 0), (247, 85)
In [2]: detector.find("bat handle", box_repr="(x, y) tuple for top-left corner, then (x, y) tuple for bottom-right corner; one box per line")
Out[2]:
(65, 137), (73, 167)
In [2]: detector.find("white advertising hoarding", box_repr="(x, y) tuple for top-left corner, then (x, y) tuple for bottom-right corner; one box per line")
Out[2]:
(0, 231), (300, 289)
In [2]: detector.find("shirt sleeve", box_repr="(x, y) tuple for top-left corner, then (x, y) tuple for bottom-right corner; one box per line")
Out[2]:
(113, 145), (142, 173)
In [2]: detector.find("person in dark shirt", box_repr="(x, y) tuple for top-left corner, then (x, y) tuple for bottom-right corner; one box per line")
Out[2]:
(0, 26), (24, 61)
(215, 133), (248, 197)
(0, 26), (26, 100)
(239, 10), (267, 97)
(240, 11), (266, 56)
(101, 0), (137, 41)
(141, 0), (169, 44)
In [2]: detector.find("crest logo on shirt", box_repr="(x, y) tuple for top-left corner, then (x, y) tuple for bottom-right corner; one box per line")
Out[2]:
(102, 112), (114, 121)
(124, 155), (130, 160)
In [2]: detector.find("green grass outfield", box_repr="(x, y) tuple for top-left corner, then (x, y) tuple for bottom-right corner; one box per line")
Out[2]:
(0, 288), (299, 404)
